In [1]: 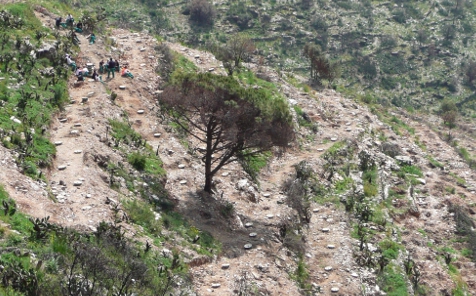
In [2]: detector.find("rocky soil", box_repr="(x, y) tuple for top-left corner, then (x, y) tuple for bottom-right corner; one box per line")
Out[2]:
(0, 8), (475, 296)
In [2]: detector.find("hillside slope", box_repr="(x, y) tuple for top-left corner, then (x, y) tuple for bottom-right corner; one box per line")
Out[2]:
(0, 3), (475, 296)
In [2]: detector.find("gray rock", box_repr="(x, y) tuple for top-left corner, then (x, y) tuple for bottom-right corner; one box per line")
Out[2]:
(236, 179), (249, 191)
(395, 155), (412, 165)
(244, 243), (253, 249)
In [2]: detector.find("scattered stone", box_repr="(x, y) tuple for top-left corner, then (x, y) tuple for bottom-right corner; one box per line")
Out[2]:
(153, 133), (161, 138)
(59, 118), (67, 123)
(58, 165), (67, 170)
(74, 123), (82, 127)
(327, 244), (335, 249)
(178, 164), (185, 169)
(317, 148), (324, 152)
(245, 222), (253, 228)
(395, 155), (412, 165)
(331, 287), (339, 293)
(54, 141), (63, 146)
(73, 181), (83, 186)
(244, 243), (253, 249)
(211, 283), (221, 288)
(81, 206), (91, 211)
(74, 150), (82, 154)
(86, 194), (92, 198)
(81, 97), (88, 103)
(249, 232), (257, 237)
(221, 263), (230, 269)
(416, 178), (426, 185)
(324, 266), (333, 271)
(179, 180), (187, 185)
(266, 214), (274, 219)
(87, 92), (95, 97)
(313, 208), (319, 212)
(119, 85), (126, 90)
(305, 253), (312, 258)
(322, 228), (330, 233)
(208, 68), (215, 72)
(70, 130), (79, 135)
(137, 110), (145, 114)
(263, 193), (271, 198)
(221, 172), (230, 177)
(351, 272), (358, 278)
(330, 137), (338, 141)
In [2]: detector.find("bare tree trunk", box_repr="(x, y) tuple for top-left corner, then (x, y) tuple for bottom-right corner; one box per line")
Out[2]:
(204, 121), (214, 193)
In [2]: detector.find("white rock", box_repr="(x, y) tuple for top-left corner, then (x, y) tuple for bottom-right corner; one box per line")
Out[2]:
(221, 263), (230, 269)
(244, 243), (252, 249)
(324, 266), (333, 271)
(119, 85), (126, 90)
(153, 133), (161, 138)
(211, 283), (221, 288)
(322, 228), (330, 233)
(58, 165), (67, 170)
(54, 141), (63, 146)
(74, 150), (82, 154)
(137, 110), (145, 114)
(327, 244), (335, 249)
(245, 222), (253, 228)
(178, 164), (185, 169)
(331, 287), (339, 293)
(73, 181), (83, 186)
(179, 180), (187, 185)
(249, 232), (257, 237)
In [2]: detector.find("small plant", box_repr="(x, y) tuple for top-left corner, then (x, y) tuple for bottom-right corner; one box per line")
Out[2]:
(128, 152), (146, 171)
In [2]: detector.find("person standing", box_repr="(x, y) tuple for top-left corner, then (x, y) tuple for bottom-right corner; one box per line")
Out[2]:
(107, 58), (115, 79)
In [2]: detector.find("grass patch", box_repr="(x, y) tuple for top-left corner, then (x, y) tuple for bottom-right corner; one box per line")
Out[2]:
(379, 239), (402, 260)
(363, 167), (378, 197)
(291, 256), (311, 291)
(334, 177), (353, 193)
(239, 151), (271, 183)
(379, 263), (408, 296)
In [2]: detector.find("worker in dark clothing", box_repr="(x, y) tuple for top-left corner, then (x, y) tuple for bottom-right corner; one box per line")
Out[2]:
(55, 17), (62, 28)
(107, 58), (115, 79)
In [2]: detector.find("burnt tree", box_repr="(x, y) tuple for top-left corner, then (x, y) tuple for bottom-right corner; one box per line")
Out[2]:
(160, 73), (294, 193)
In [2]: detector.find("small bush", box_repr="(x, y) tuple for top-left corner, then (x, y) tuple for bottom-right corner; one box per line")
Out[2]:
(380, 264), (408, 296)
(379, 239), (402, 260)
(128, 152), (146, 171)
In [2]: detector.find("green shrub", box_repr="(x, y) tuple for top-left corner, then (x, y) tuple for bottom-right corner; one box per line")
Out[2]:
(21, 161), (37, 178)
(238, 151), (271, 183)
(124, 199), (161, 235)
(380, 264), (408, 296)
(379, 239), (402, 260)
(128, 152), (147, 171)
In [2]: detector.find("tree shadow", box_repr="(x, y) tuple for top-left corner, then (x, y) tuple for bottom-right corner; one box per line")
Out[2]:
(178, 190), (280, 259)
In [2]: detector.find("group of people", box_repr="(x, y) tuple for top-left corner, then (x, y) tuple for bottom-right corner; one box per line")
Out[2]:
(75, 66), (100, 82)
(66, 55), (133, 83)
(55, 14), (96, 45)
(99, 58), (133, 79)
